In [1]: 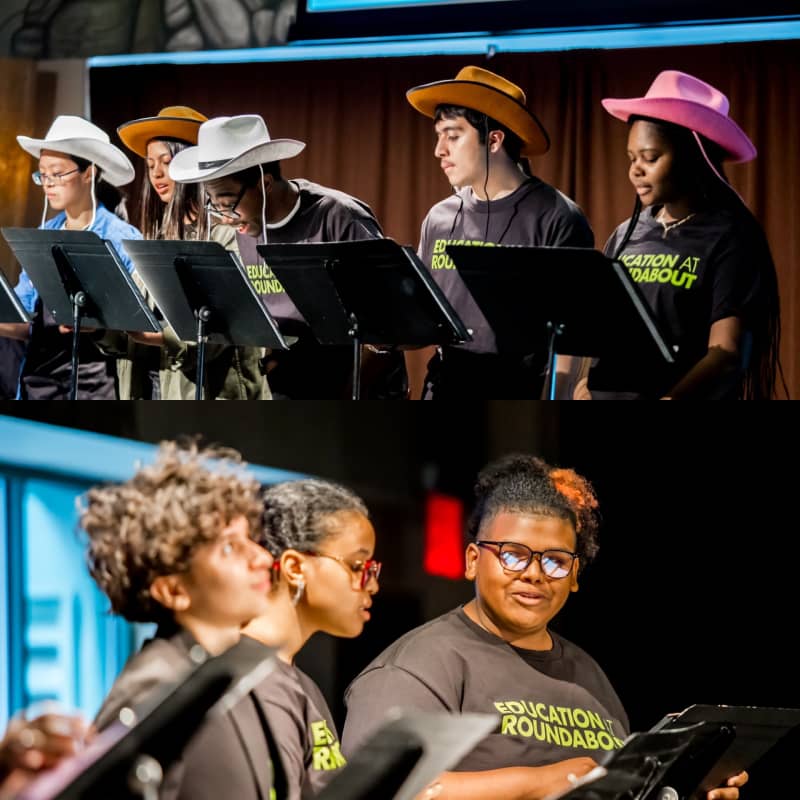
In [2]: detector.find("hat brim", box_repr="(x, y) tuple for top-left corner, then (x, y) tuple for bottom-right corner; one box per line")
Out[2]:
(601, 97), (756, 163)
(407, 79), (550, 157)
(16, 135), (135, 185)
(169, 139), (306, 183)
(117, 117), (205, 158)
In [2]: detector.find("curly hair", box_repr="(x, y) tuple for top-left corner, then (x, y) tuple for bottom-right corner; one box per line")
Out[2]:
(468, 454), (600, 565)
(258, 479), (368, 556)
(80, 441), (263, 623)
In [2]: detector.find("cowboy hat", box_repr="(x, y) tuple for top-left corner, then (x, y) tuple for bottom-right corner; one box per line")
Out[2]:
(17, 115), (135, 186)
(406, 66), (550, 157)
(601, 70), (756, 163)
(169, 115), (305, 183)
(117, 106), (208, 158)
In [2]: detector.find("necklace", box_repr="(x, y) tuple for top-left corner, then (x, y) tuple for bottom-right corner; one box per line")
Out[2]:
(657, 209), (695, 239)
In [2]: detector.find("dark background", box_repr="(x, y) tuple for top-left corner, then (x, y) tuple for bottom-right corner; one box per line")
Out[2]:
(2, 402), (796, 792)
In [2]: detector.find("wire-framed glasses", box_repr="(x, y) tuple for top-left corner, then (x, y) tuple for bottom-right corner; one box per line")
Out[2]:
(32, 168), (80, 186)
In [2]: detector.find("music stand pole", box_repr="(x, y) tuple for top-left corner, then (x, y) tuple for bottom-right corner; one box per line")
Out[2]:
(52, 243), (88, 402)
(68, 289), (87, 400)
(545, 321), (565, 401)
(348, 312), (362, 400)
(195, 306), (211, 401)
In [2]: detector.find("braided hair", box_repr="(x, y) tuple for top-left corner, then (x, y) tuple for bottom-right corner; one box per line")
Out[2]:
(259, 479), (368, 556)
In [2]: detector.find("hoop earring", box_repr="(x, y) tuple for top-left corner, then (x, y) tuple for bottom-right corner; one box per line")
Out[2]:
(292, 579), (305, 606)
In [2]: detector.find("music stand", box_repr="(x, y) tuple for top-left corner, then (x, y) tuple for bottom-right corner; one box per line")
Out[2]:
(18, 638), (278, 800)
(257, 239), (471, 400)
(446, 245), (677, 399)
(543, 722), (728, 800)
(545, 704), (800, 800)
(650, 704), (800, 798)
(317, 710), (497, 800)
(123, 239), (289, 400)
(0, 268), (31, 323)
(1, 228), (160, 400)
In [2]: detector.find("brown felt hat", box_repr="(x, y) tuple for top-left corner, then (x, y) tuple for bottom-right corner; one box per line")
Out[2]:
(407, 66), (550, 156)
(117, 106), (208, 158)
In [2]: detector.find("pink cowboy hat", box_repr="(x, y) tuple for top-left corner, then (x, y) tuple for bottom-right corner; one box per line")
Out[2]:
(601, 70), (756, 163)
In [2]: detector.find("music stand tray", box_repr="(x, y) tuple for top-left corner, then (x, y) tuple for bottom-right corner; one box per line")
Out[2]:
(257, 239), (471, 399)
(1, 228), (159, 333)
(123, 239), (289, 399)
(317, 710), (497, 800)
(545, 704), (800, 800)
(0, 267), (31, 323)
(18, 638), (278, 800)
(651, 704), (800, 797)
(2, 228), (161, 399)
(123, 240), (287, 349)
(446, 245), (677, 397)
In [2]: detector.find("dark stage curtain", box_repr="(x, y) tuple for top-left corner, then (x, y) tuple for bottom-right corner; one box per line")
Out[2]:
(88, 41), (800, 397)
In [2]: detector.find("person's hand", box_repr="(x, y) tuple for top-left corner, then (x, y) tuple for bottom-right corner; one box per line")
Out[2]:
(706, 770), (748, 800)
(58, 325), (97, 334)
(0, 712), (91, 796)
(534, 756), (599, 797)
(126, 330), (165, 347)
(573, 377), (592, 400)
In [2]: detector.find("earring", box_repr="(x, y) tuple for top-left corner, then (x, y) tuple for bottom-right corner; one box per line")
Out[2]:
(292, 579), (305, 606)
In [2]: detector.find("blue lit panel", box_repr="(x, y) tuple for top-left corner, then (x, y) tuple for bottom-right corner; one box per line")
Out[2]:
(21, 478), (127, 718)
(87, 18), (800, 67)
(308, 0), (498, 10)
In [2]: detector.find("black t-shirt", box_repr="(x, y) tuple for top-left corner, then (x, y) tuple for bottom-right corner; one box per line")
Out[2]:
(235, 179), (382, 398)
(597, 205), (764, 398)
(417, 178), (593, 398)
(343, 607), (628, 771)
(254, 658), (345, 800)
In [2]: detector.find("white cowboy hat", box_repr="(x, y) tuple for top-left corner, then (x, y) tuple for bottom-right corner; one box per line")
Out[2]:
(169, 115), (306, 183)
(17, 115), (135, 186)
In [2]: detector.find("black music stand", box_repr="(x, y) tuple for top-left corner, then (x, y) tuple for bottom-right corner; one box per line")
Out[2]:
(122, 240), (289, 400)
(544, 723), (727, 800)
(0, 268), (31, 323)
(650, 704), (800, 798)
(1, 228), (160, 400)
(546, 704), (800, 800)
(18, 638), (278, 800)
(317, 710), (497, 800)
(446, 245), (677, 399)
(257, 239), (471, 400)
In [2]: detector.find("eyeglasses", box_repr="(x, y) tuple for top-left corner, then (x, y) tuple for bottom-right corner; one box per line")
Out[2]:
(204, 183), (249, 220)
(307, 551), (382, 589)
(475, 540), (577, 579)
(32, 168), (80, 186)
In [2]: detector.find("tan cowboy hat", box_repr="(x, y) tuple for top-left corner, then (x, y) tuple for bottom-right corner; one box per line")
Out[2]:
(17, 115), (135, 186)
(602, 70), (756, 163)
(169, 115), (305, 183)
(117, 106), (208, 158)
(406, 66), (550, 157)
